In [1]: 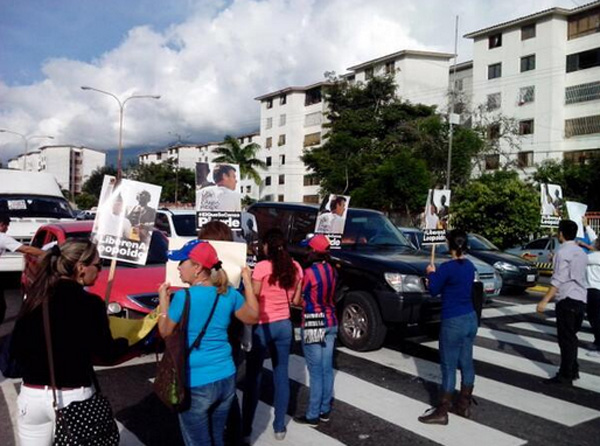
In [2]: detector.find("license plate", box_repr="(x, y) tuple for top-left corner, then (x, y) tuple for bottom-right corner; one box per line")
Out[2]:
(527, 274), (535, 282)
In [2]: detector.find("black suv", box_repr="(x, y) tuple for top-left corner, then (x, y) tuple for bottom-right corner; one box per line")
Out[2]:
(248, 202), (442, 351)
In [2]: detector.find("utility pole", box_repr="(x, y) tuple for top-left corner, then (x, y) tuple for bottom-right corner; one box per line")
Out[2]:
(446, 15), (459, 190)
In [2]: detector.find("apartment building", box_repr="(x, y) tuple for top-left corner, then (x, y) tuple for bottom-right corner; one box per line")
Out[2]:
(8, 145), (105, 195)
(456, 1), (600, 175)
(255, 50), (455, 203)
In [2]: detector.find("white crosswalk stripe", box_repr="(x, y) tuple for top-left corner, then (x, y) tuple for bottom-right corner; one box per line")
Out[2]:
(547, 317), (591, 329)
(482, 304), (540, 319)
(506, 322), (595, 344)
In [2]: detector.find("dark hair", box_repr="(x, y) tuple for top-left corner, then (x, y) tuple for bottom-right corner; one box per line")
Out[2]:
(0, 213), (10, 225)
(558, 219), (578, 241)
(263, 228), (297, 290)
(198, 221), (234, 242)
(447, 229), (468, 257)
(329, 196), (346, 211)
(20, 239), (98, 317)
(302, 251), (332, 269)
(213, 164), (236, 183)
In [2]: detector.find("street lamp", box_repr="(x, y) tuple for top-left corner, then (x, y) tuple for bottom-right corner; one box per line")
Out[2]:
(80, 86), (161, 181)
(0, 129), (54, 171)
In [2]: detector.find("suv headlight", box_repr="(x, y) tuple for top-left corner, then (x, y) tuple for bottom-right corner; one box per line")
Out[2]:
(493, 261), (518, 273)
(384, 272), (425, 293)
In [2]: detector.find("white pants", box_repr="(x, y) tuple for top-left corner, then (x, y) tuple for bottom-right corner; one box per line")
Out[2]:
(17, 384), (94, 446)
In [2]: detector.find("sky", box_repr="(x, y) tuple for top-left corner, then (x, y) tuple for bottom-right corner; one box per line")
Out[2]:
(0, 0), (578, 163)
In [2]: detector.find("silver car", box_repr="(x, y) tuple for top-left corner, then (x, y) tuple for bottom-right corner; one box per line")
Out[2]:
(505, 236), (558, 275)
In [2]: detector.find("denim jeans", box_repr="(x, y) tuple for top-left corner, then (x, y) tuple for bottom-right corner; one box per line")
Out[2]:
(242, 319), (292, 435)
(179, 374), (236, 446)
(302, 325), (337, 419)
(439, 311), (478, 392)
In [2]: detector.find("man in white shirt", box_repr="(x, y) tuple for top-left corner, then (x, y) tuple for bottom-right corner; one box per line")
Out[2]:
(585, 238), (600, 357)
(95, 194), (132, 239)
(0, 213), (44, 323)
(196, 164), (242, 212)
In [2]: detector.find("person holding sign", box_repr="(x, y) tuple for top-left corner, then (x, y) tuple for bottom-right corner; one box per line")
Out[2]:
(419, 229), (477, 425)
(292, 234), (338, 426)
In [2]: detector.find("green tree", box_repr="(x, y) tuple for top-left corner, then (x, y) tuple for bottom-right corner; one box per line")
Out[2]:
(82, 166), (118, 198)
(128, 160), (195, 204)
(74, 192), (98, 210)
(452, 171), (539, 249)
(213, 135), (266, 185)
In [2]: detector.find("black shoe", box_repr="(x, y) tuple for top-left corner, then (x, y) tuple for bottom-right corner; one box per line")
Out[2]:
(542, 375), (572, 386)
(319, 412), (331, 422)
(294, 415), (319, 427)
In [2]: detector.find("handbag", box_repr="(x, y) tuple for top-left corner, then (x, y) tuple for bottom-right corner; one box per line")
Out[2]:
(153, 289), (220, 412)
(42, 298), (119, 446)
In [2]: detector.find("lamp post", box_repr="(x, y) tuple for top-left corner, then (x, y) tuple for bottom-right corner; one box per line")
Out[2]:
(80, 86), (160, 181)
(0, 129), (54, 171)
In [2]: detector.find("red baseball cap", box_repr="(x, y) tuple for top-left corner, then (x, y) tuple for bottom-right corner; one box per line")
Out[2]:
(168, 240), (221, 270)
(308, 234), (330, 253)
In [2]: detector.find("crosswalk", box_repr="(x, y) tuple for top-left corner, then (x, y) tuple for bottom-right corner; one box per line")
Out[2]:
(2, 300), (600, 445)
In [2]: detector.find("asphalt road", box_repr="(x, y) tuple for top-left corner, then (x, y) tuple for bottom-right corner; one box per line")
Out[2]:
(2, 273), (600, 446)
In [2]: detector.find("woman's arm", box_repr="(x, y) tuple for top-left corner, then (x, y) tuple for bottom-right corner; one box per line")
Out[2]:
(235, 267), (260, 324)
(291, 278), (303, 306)
(157, 282), (177, 338)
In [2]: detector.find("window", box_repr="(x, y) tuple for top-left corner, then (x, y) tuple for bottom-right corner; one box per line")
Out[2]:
(303, 175), (319, 186)
(304, 132), (321, 147)
(266, 117), (273, 129)
(488, 123), (501, 140)
(290, 211), (318, 244)
(489, 33), (502, 49)
(305, 87), (322, 106)
(303, 195), (320, 204)
(485, 154), (500, 170)
(521, 54), (536, 72)
(519, 119), (534, 135)
(566, 81), (600, 104)
(305, 111), (322, 127)
(385, 61), (395, 74)
(266, 156), (272, 167)
(567, 48), (600, 73)
(519, 86), (535, 104)
(279, 94), (287, 105)
(278, 194), (284, 202)
(265, 176), (272, 186)
(279, 154), (286, 165)
(517, 151), (534, 168)
(239, 186), (243, 193)
(279, 114), (286, 126)
(347, 74), (355, 82)
(565, 115), (600, 137)
(521, 23), (536, 40)
(265, 137), (272, 149)
(246, 186), (251, 193)
(487, 93), (501, 110)
(568, 9), (600, 40)
(278, 134), (286, 146)
(365, 67), (374, 80)
(563, 148), (600, 164)
(526, 238), (549, 250)
(266, 98), (273, 109)
(488, 63), (502, 79)
(454, 79), (464, 91)
(278, 174), (285, 185)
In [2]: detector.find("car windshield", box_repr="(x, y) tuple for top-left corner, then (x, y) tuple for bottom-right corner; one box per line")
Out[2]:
(0, 195), (73, 219)
(172, 214), (197, 237)
(341, 213), (412, 248)
(468, 234), (499, 251)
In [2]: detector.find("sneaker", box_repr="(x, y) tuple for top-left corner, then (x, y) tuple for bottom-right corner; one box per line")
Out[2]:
(586, 350), (600, 358)
(294, 415), (319, 426)
(542, 375), (572, 386)
(319, 412), (331, 422)
(274, 430), (287, 441)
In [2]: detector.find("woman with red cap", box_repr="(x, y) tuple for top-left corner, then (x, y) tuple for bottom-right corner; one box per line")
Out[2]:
(158, 240), (258, 446)
(293, 234), (338, 426)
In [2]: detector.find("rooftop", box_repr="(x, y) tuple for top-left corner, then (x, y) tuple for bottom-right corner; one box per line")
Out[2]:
(254, 81), (330, 101)
(347, 49), (454, 72)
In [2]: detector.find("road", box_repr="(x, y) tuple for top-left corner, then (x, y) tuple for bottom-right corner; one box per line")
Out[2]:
(2, 273), (600, 446)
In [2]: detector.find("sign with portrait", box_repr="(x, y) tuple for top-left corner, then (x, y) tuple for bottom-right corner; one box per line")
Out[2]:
(195, 162), (242, 232)
(422, 189), (451, 245)
(314, 194), (350, 249)
(540, 183), (563, 228)
(92, 175), (161, 265)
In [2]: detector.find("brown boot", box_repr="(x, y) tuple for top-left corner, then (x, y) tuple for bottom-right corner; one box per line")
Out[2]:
(454, 385), (474, 418)
(418, 392), (453, 425)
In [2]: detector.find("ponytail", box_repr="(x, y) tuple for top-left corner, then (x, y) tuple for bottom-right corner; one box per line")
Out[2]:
(447, 229), (468, 257)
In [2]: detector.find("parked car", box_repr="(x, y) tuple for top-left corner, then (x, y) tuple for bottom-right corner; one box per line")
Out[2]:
(466, 234), (538, 294)
(154, 209), (198, 239)
(398, 227), (503, 298)
(248, 202), (449, 351)
(21, 221), (168, 318)
(505, 236), (558, 275)
(75, 210), (97, 221)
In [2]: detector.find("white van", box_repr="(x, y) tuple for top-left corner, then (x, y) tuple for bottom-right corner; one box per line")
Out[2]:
(0, 169), (74, 271)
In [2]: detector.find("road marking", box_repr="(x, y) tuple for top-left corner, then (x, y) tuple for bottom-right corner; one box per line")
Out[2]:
(337, 347), (600, 427)
(482, 304), (540, 319)
(265, 356), (526, 446)
(547, 318), (591, 329)
(422, 340), (600, 393)
(507, 322), (595, 344)
(476, 327), (600, 364)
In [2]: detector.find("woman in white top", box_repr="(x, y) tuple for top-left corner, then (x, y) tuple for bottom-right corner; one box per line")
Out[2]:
(586, 238), (600, 357)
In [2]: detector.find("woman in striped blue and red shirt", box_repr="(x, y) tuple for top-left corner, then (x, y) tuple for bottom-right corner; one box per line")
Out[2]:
(293, 234), (338, 426)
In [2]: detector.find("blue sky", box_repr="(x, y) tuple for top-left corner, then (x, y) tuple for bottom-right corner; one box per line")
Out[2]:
(0, 0), (575, 163)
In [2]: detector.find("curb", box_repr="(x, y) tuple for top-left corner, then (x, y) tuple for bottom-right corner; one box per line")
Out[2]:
(527, 285), (550, 293)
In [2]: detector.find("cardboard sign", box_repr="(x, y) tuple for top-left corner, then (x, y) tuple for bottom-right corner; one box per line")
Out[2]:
(314, 194), (350, 248)
(422, 189), (451, 245)
(540, 183), (563, 228)
(195, 162), (242, 231)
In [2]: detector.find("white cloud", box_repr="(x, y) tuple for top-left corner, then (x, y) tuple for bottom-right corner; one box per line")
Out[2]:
(0, 0), (573, 162)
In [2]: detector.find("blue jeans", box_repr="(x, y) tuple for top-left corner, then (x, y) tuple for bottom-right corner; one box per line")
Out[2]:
(302, 325), (337, 419)
(179, 374), (236, 446)
(439, 311), (478, 392)
(243, 319), (292, 435)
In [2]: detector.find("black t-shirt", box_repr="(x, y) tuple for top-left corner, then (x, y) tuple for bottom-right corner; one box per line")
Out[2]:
(11, 279), (128, 387)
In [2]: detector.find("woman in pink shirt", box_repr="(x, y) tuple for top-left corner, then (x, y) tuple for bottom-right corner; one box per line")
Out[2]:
(242, 229), (302, 442)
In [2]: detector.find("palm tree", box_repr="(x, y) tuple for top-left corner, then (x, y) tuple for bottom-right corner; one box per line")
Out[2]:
(212, 135), (266, 185)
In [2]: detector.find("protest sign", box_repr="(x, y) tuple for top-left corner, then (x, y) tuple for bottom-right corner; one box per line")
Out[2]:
(566, 201), (587, 239)
(422, 189), (451, 245)
(195, 162), (242, 231)
(540, 183), (563, 228)
(314, 194), (350, 248)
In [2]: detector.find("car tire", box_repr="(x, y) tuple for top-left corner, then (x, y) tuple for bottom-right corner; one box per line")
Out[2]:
(338, 292), (387, 351)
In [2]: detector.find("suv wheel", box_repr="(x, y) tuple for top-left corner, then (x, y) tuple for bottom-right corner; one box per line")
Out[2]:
(339, 292), (387, 351)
